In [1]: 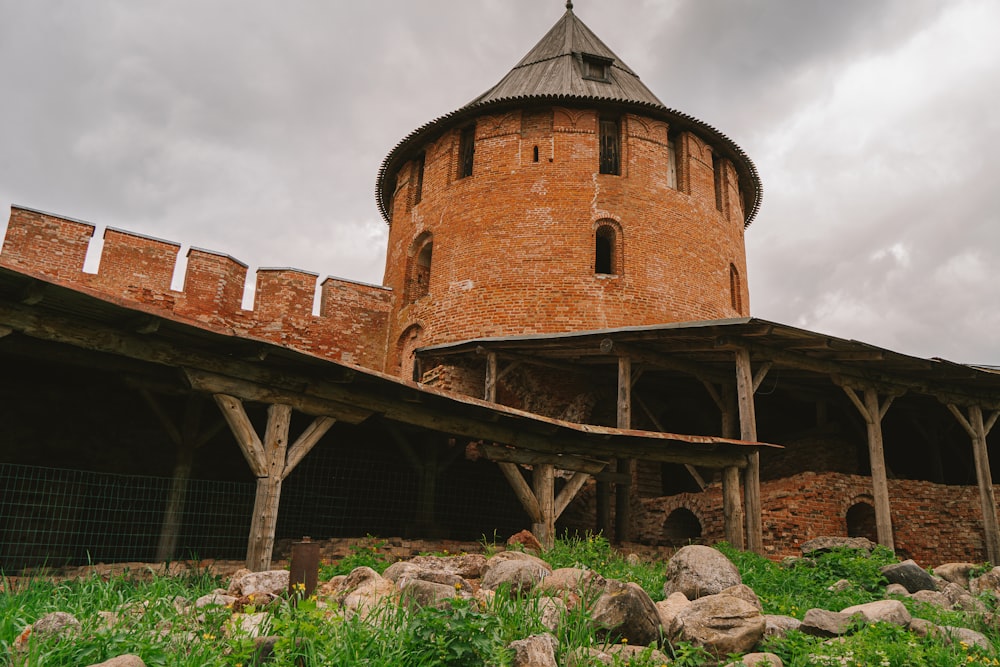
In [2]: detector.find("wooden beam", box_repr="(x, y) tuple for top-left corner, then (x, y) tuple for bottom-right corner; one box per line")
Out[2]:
(600, 338), (728, 383)
(842, 386), (895, 550)
(533, 464), (555, 550)
(213, 394), (267, 477)
(244, 403), (292, 571)
(616, 355), (633, 543)
(947, 403), (1000, 564)
(554, 472), (591, 520)
(471, 441), (609, 475)
(283, 416), (336, 479)
(485, 351), (498, 402)
(498, 462), (542, 524)
(0, 325), (12, 338)
(722, 466), (744, 550)
(752, 362), (772, 393)
(635, 393), (705, 490)
(735, 347), (763, 554)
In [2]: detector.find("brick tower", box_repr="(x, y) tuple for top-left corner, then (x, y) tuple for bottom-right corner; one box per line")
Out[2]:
(377, 4), (761, 377)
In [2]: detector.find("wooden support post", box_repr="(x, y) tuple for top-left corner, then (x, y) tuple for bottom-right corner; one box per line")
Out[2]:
(637, 393), (705, 490)
(722, 466), (744, 549)
(554, 472), (591, 520)
(498, 462), (542, 524)
(533, 464), (556, 549)
(842, 385), (896, 551)
(485, 352), (498, 402)
(615, 355), (633, 543)
(735, 348), (763, 554)
(946, 404), (1000, 564)
(212, 396), (334, 571)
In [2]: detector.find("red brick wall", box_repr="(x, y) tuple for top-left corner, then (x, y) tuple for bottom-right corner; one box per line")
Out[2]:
(638, 471), (992, 566)
(0, 206), (393, 370)
(382, 105), (751, 373)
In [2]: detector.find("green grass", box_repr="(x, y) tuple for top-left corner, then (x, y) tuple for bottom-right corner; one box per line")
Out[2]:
(3, 538), (999, 666)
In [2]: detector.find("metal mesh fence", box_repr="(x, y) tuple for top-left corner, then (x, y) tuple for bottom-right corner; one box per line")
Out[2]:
(0, 448), (526, 573)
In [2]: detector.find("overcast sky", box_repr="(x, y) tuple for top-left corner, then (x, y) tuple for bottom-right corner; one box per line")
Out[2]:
(1, 1), (997, 364)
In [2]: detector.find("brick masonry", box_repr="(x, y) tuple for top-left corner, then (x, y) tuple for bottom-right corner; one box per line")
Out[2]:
(0, 206), (393, 370)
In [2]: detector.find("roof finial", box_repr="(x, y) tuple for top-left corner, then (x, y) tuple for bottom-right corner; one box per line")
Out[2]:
(566, 0), (573, 11)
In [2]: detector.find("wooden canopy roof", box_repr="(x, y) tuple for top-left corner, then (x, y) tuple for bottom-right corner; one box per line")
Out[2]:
(419, 317), (1000, 410)
(0, 265), (769, 470)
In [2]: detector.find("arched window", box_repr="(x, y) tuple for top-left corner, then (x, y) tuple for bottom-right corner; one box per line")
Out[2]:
(397, 324), (424, 381)
(406, 233), (433, 303)
(594, 222), (622, 275)
(729, 263), (742, 313)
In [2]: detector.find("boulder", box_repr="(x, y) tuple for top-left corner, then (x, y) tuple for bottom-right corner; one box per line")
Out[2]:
(933, 562), (977, 590)
(663, 545), (741, 599)
(507, 530), (544, 554)
(970, 566), (1000, 597)
(591, 580), (663, 646)
(481, 559), (549, 593)
(885, 583), (909, 596)
(226, 612), (270, 638)
(323, 566), (397, 617)
(536, 567), (606, 599)
(31, 611), (81, 638)
(908, 617), (936, 637)
(800, 536), (875, 556)
(654, 591), (690, 632)
(721, 583), (763, 610)
(604, 643), (671, 664)
(724, 653), (783, 667)
(537, 596), (567, 632)
(800, 608), (853, 637)
(231, 569), (290, 597)
(840, 599), (911, 628)
(399, 578), (465, 609)
(880, 560), (937, 593)
(85, 657), (147, 667)
(565, 647), (614, 666)
(937, 625), (992, 650)
(763, 614), (801, 638)
(195, 592), (238, 609)
(910, 589), (951, 610)
(669, 593), (765, 656)
(826, 579), (851, 593)
(941, 582), (986, 613)
(391, 553), (487, 579)
(508, 632), (559, 667)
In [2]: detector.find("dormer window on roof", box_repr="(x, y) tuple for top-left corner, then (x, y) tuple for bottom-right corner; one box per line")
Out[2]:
(580, 53), (613, 83)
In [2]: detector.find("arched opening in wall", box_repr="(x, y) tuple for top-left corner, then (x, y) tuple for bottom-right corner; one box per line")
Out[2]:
(397, 324), (424, 381)
(729, 263), (742, 313)
(406, 233), (433, 303)
(663, 508), (702, 546)
(846, 501), (877, 542)
(594, 221), (621, 275)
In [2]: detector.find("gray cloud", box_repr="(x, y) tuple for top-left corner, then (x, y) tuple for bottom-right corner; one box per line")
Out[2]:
(1, 0), (996, 363)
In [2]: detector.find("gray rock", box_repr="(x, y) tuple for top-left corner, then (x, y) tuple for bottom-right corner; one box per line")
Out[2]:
(840, 599), (911, 628)
(384, 554), (487, 580)
(605, 643), (671, 664)
(800, 608), (853, 637)
(721, 583), (762, 610)
(535, 567), (606, 598)
(508, 632), (559, 667)
(591, 580), (663, 646)
(800, 536), (875, 556)
(664, 545), (742, 600)
(31, 611), (81, 638)
(826, 579), (851, 593)
(763, 614), (801, 638)
(910, 589), (951, 610)
(881, 560), (937, 593)
(195, 592), (238, 608)
(885, 583), (909, 596)
(565, 647), (613, 666)
(724, 652), (783, 667)
(669, 593), (765, 656)
(85, 656), (146, 667)
(941, 582), (986, 613)
(481, 559), (549, 593)
(399, 578), (465, 609)
(937, 625), (992, 650)
(654, 591), (690, 632)
(226, 612), (270, 638)
(970, 566), (1000, 597)
(232, 569), (290, 597)
(536, 596), (567, 632)
(908, 617), (936, 637)
(933, 562), (977, 590)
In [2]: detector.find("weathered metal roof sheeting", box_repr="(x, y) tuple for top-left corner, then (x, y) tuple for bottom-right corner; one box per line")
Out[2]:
(375, 8), (762, 229)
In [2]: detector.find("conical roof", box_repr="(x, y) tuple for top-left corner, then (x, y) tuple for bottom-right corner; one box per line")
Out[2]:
(376, 5), (762, 227)
(464, 5), (664, 109)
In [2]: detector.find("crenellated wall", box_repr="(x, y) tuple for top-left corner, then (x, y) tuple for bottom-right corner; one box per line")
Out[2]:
(0, 206), (394, 370)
